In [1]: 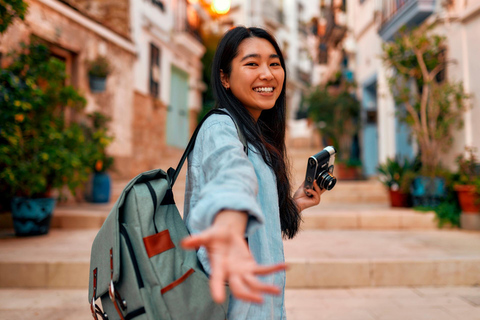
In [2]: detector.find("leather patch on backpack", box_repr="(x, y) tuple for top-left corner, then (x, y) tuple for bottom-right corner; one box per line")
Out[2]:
(143, 229), (175, 258)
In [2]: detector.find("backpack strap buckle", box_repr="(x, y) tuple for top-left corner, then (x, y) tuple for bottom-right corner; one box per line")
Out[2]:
(109, 248), (127, 320)
(90, 296), (108, 320)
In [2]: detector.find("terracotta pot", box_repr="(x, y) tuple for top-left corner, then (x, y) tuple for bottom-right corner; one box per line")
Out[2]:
(336, 163), (358, 180)
(454, 185), (480, 213)
(389, 190), (411, 207)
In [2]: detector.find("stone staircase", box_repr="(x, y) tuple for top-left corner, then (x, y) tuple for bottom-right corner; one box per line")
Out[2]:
(1, 147), (479, 295)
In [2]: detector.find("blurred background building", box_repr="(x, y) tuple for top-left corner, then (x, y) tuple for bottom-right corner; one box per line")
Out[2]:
(346, 0), (480, 176)
(1, 0), (479, 180)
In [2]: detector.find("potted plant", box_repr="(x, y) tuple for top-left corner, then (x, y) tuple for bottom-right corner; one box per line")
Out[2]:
(453, 148), (480, 224)
(83, 111), (115, 203)
(382, 26), (469, 207)
(0, 41), (93, 236)
(307, 80), (361, 179)
(87, 55), (111, 93)
(377, 157), (418, 207)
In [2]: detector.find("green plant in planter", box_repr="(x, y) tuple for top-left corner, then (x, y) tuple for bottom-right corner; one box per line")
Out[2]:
(452, 147), (480, 214)
(454, 148), (480, 188)
(87, 56), (111, 78)
(87, 56), (112, 93)
(377, 157), (418, 193)
(82, 111), (115, 203)
(0, 41), (98, 234)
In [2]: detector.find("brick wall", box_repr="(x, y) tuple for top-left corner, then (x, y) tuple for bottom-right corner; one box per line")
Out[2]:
(128, 91), (168, 177)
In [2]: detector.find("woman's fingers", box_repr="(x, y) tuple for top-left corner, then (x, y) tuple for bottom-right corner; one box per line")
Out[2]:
(253, 262), (287, 276)
(180, 233), (210, 250)
(243, 274), (281, 295)
(229, 275), (263, 304)
(209, 252), (228, 303)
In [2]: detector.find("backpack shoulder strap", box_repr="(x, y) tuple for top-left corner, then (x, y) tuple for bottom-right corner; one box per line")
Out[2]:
(169, 108), (247, 187)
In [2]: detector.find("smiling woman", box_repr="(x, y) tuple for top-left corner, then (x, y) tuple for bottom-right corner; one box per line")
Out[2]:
(181, 27), (324, 320)
(219, 37), (285, 120)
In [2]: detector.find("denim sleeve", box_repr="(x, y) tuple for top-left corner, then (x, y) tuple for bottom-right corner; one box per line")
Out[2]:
(188, 117), (264, 237)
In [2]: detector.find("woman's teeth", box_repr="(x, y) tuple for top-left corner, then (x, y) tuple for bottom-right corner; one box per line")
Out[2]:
(253, 87), (274, 93)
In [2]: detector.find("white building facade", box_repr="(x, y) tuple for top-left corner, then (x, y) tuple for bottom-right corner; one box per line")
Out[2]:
(130, 0), (206, 150)
(347, 0), (480, 176)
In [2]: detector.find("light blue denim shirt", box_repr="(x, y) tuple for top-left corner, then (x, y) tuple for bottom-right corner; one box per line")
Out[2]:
(183, 112), (287, 320)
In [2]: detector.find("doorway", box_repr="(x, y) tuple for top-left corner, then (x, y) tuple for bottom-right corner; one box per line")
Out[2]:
(167, 66), (190, 148)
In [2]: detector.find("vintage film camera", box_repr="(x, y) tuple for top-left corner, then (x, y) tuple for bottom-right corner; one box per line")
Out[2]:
(304, 146), (337, 196)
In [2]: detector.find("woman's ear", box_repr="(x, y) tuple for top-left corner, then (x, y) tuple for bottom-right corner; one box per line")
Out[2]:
(220, 70), (230, 90)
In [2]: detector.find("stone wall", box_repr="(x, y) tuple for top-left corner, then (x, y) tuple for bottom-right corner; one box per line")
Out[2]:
(59, 0), (130, 39)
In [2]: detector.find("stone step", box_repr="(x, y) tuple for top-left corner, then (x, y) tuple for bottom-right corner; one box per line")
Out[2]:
(1, 229), (479, 289)
(284, 229), (480, 288)
(2, 286), (479, 320)
(0, 203), (439, 231)
(301, 204), (439, 230)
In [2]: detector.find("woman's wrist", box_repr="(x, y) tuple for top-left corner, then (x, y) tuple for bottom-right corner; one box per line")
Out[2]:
(294, 199), (304, 213)
(213, 210), (249, 235)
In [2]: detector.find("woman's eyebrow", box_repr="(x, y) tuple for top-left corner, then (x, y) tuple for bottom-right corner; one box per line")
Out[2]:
(240, 53), (280, 62)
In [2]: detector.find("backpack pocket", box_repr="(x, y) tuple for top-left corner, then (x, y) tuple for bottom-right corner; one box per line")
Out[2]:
(160, 265), (228, 320)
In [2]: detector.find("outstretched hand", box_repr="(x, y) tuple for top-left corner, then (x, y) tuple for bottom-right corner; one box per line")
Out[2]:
(181, 210), (286, 304)
(293, 180), (325, 212)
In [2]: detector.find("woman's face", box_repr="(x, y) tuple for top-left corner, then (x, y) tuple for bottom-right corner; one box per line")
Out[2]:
(221, 37), (285, 120)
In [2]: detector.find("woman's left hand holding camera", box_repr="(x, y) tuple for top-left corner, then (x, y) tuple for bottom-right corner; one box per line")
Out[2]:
(293, 180), (324, 212)
(181, 210), (287, 304)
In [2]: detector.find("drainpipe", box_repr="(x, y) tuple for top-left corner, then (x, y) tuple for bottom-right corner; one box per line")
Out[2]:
(460, 25), (472, 151)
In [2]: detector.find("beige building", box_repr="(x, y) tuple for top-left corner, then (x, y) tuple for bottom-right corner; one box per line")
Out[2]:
(0, 0), (136, 178)
(346, 0), (480, 176)
(208, 0), (323, 147)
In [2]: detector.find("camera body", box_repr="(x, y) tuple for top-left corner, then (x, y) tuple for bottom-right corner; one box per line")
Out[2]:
(304, 146), (337, 195)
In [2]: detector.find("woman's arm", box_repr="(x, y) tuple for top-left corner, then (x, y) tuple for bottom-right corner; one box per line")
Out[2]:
(183, 117), (285, 303)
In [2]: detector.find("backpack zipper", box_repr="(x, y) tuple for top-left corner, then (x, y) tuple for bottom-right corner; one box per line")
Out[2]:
(119, 224), (144, 288)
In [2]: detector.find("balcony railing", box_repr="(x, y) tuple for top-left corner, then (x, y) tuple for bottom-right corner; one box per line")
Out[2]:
(378, 0), (436, 41)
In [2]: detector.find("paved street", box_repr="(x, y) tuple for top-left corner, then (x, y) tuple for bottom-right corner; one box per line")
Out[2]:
(0, 286), (479, 319)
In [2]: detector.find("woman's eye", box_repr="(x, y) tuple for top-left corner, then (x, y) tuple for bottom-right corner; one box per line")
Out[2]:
(245, 62), (257, 66)
(271, 62), (281, 66)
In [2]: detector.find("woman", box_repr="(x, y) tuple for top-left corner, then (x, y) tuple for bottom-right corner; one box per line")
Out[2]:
(182, 26), (324, 319)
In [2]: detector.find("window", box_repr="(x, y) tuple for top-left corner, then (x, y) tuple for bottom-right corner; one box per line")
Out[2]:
(149, 43), (161, 98)
(150, 0), (165, 12)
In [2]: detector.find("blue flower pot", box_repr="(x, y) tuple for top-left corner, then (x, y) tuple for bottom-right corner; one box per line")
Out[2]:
(89, 172), (111, 203)
(89, 76), (107, 93)
(11, 197), (56, 236)
(411, 176), (446, 207)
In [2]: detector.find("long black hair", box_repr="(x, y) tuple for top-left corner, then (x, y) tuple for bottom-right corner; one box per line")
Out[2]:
(211, 26), (301, 239)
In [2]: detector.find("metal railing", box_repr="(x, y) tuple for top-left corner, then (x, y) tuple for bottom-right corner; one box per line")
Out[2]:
(379, 0), (411, 26)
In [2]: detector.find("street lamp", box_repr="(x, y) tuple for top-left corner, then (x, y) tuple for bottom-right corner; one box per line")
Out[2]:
(211, 0), (230, 15)
(187, 0), (231, 16)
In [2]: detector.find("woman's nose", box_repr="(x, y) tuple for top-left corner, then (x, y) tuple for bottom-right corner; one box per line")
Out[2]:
(259, 65), (274, 80)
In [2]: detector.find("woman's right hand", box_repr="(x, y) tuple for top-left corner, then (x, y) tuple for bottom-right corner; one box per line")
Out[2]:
(181, 210), (286, 304)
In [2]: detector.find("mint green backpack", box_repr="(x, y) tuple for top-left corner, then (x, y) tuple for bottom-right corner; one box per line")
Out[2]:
(88, 109), (247, 320)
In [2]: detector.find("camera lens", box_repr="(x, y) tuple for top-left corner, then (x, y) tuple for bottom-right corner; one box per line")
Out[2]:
(316, 171), (337, 190)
